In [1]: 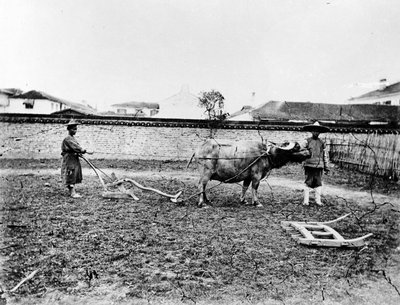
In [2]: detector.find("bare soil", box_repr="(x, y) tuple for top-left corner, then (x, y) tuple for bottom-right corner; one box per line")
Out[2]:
(1, 159), (400, 305)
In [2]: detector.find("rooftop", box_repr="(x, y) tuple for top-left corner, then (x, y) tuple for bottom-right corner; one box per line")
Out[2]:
(111, 101), (159, 109)
(250, 101), (400, 122)
(350, 81), (400, 100)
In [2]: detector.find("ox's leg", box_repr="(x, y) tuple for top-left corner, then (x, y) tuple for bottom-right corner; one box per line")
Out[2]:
(198, 174), (211, 207)
(240, 178), (251, 205)
(251, 175), (263, 207)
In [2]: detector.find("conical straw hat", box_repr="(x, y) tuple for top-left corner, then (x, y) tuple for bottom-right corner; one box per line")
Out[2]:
(302, 121), (330, 133)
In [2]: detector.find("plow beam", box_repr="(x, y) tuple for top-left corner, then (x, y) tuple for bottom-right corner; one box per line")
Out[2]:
(108, 179), (183, 203)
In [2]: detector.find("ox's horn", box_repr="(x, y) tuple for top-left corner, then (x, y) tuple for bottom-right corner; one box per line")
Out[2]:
(278, 142), (295, 150)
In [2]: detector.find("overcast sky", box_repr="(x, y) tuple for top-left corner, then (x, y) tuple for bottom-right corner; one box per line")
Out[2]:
(1, 0), (400, 112)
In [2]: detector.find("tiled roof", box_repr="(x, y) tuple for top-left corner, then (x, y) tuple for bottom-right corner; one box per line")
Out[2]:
(15, 90), (97, 114)
(350, 81), (400, 100)
(0, 88), (23, 96)
(51, 108), (97, 116)
(111, 101), (159, 109)
(251, 101), (400, 122)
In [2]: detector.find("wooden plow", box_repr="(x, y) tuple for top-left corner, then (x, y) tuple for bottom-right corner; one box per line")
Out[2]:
(81, 156), (183, 203)
(281, 213), (373, 248)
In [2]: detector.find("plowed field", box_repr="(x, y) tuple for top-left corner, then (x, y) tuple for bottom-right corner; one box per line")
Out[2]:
(1, 160), (399, 304)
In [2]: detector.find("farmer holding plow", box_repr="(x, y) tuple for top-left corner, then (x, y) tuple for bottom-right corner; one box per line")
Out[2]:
(61, 119), (93, 198)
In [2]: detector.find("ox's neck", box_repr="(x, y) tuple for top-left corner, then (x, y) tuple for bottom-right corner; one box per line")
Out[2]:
(267, 148), (292, 169)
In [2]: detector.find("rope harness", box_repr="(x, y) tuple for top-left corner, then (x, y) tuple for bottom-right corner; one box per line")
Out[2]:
(183, 148), (274, 202)
(80, 148), (275, 204)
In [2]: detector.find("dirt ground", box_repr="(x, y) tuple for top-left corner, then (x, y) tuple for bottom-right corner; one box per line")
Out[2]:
(1, 159), (400, 305)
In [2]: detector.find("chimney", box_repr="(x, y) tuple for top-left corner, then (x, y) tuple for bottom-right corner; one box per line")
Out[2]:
(379, 78), (387, 90)
(250, 92), (256, 105)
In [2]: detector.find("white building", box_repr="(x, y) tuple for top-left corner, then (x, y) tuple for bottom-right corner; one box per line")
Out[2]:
(349, 79), (400, 106)
(0, 90), (96, 115)
(154, 85), (205, 119)
(228, 106), (255, 121)
(0, 89), (23, 112)
(109, 101), (159, 117)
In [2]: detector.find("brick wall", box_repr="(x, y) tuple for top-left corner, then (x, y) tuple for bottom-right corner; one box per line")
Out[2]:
(1, 121), (305, 160)
(0, 114), (395, 165)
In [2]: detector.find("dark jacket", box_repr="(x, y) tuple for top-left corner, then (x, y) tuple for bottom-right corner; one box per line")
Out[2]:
(61, 135), (86, 185)
(303, 137), (329, 169)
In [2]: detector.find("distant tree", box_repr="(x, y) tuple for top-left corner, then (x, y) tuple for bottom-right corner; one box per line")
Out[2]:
(198, 90), (229, 120)
(198, 90), (230, 138)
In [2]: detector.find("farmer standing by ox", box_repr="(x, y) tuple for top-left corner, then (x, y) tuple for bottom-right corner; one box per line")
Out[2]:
(301, 121), (331, 206)
(61, 119), (93, 198)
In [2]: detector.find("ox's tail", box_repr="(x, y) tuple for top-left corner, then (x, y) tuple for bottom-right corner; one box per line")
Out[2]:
(186, 153), (196, 169)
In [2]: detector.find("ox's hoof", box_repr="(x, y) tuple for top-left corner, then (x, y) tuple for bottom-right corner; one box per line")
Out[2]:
(241, 200), (250, 206)
(198, 202), (211, 209)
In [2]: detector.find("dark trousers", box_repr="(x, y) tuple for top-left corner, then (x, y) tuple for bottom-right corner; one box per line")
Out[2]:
(304, 167), (323, 188)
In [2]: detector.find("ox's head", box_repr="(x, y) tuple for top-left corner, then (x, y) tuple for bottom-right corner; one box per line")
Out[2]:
(268, 141), (310, 168)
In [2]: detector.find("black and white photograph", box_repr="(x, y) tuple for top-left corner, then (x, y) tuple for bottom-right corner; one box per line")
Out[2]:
(1, 0), (400, 304)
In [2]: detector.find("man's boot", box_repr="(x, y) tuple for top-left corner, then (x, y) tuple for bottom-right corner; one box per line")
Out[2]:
(315, 186), (323, 206)
(303, 185), (310, 205)
(70, 185), (82, 198)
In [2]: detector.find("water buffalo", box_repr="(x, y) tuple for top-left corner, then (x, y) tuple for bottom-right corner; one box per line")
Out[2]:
(194, 139), (310, 207)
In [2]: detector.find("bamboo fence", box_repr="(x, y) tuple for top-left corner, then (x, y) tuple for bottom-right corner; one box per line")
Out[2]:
(329, 133), (400, 180)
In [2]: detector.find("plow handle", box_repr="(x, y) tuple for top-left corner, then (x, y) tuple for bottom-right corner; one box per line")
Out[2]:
(80, 155), (107, 191)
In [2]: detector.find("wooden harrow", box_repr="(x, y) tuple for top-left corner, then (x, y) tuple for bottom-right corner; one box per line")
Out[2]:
(281, 213), (373, 248)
